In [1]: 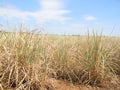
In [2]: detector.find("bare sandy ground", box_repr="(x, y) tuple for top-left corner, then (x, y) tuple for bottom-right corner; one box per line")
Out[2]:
(46, 78), (108, 90)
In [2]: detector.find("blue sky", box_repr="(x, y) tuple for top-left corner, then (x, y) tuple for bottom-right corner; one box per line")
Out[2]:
(0, 0), (120, 36)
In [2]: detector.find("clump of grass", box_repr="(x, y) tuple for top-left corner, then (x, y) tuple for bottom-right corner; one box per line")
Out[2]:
(0, 31), (49, 90)
(49, 33), (120, 88)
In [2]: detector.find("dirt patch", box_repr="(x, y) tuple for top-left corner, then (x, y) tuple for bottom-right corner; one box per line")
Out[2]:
(45, 78), (108, 90)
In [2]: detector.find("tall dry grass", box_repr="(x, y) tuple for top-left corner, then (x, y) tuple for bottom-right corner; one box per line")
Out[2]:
(0, 31), (120, 90)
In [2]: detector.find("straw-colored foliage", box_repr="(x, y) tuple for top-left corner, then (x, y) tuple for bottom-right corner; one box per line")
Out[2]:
(0, 31), (120, 90)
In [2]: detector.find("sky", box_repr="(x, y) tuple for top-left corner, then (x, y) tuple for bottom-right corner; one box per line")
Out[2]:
(0, 0), (120, 36)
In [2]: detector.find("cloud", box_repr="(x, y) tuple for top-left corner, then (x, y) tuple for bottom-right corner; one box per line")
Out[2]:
(40, 0), (63, 10)
(0, 7), (32, 20)
(0, 0), (71, 24)
(72, 23), (86, 27)
(85, 16), (96, 21)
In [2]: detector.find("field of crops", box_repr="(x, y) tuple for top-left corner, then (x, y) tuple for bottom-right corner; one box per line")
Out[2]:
(0, 31), (120, 90)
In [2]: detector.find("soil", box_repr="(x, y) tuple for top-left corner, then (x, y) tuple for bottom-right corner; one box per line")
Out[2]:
(45, 78), (109, 90)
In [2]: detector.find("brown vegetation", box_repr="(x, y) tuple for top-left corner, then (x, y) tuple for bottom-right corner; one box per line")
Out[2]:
(0, 31), (120, 90)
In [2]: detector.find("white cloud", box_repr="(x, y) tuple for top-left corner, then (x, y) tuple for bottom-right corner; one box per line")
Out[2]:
(40, 0), (63, 10)
(72, 23), (86, 27)
(0, 0), (71, 24)
(85, 16), (96, 21)
(0, 7), (33, 20)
